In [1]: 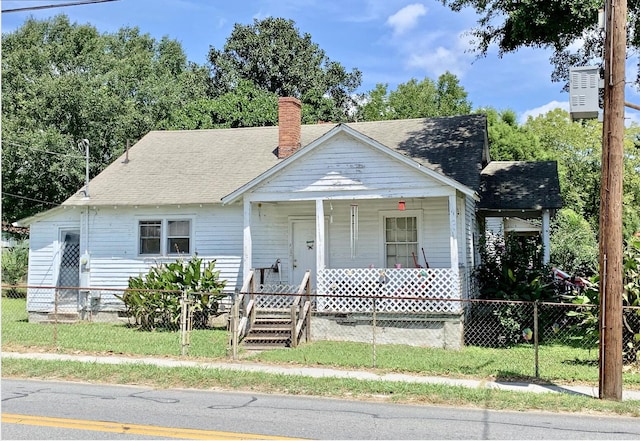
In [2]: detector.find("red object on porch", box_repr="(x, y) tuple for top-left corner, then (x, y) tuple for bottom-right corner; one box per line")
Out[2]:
(398, 200), (405, 211)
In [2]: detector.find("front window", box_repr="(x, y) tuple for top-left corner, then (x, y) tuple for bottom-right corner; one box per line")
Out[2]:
(385, 216), (418, 268)
(139, 219), (191, 255)
(167, 220), (190, 254)
(140, 221), (161, 254)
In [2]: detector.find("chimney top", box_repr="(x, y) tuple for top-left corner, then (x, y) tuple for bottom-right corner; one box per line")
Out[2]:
(278, 97), (302, 159)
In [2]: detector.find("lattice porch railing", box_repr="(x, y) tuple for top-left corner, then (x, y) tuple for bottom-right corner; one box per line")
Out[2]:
(317, 268), (461, 313)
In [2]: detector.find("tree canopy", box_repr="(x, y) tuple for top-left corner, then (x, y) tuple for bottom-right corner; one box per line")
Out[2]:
(208, 17), (362, 123)
(522, 108), (640, 238)
(357, 72), (472, 121)
(440, 0), (636, 88)
(1, 15), (210, 221)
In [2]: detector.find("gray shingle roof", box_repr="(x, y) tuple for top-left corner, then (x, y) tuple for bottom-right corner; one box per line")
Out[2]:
(61, 115), (490, 207)
(478, 161), (563, 212)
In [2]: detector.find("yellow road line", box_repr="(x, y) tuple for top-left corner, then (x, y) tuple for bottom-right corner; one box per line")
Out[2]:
(2, 413), (302, 440)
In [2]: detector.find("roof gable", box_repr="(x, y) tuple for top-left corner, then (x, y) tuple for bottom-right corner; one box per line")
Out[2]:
(222, 124), (474, 204)
(346, 114), (489, 191)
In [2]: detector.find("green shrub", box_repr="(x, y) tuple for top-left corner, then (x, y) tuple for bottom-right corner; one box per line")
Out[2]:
(1, 240), (29, 298)
(474, 232), (557, 346)
(550, 209), (598, 277)
(475, 233), (556, 302)
(117, 255), (226, 330)
(563, 234), (640, 362)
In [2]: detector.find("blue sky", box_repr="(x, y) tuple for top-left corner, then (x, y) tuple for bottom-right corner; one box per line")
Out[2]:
(3, 0), (639, 124)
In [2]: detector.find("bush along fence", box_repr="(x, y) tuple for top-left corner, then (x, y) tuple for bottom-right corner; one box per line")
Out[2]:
(2, 284), (640, 382)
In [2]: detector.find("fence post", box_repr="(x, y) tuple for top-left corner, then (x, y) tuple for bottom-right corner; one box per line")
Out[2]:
(232, 294), (239, 360)
(305, 276), (312, 343)
(372, 295), (377, 368)
(290, 302), (298, 348)
(53, 288), (59, 347)
(534, 300), (539, 378)
(180, 290), (188, 356)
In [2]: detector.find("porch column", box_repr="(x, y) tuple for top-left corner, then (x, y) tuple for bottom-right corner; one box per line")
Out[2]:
(542, 209), (551, 264)
(448, 195), (460, 291)
(315, 199), (326, 275)
(242, 197), (252, 285)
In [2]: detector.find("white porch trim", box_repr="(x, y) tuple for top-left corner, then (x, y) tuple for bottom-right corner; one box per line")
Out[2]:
(448, 194), (460, 287)
(242, 197), (252, 284)
(315, 199), (326, 274)
(542, 209), (551, 264)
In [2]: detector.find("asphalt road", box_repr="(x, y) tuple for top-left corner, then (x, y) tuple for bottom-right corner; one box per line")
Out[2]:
(2, 379), (639, 440)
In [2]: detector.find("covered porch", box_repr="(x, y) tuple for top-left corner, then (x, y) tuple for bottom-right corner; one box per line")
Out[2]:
(236, 193), (474, 315)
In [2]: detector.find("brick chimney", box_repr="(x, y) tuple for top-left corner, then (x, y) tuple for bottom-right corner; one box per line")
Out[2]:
(278, 97), (302, 159)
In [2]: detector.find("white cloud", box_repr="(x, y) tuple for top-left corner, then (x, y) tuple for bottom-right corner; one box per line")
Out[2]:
(403, 31), (474, 78)
(386, 3), (427, 36)
(407, 47), (463, 77)
(519, 101), (570, 124)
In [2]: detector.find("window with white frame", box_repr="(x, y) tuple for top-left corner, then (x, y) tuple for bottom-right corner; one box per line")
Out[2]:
(139, 219), (191, 255)
(384, 215), (418, 268)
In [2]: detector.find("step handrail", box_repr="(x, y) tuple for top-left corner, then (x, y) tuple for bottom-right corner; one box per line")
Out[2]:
(291, 270), (311, 348)
(231, 269), (256, 358)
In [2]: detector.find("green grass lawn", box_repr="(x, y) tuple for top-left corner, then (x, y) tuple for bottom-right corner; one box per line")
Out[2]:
(3, 297), (639, 387)
(2, 357), (639, 417)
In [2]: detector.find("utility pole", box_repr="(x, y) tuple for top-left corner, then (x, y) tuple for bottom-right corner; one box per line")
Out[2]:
(599, 0), (626, 401)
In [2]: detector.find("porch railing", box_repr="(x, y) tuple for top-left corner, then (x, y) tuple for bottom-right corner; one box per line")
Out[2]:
(290, 270), (312, 348)
(317, 267), (461, 313)
(231, 269), (256, 357)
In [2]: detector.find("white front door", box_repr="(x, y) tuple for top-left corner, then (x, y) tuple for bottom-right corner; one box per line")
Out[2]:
(291, 219), (317, 287)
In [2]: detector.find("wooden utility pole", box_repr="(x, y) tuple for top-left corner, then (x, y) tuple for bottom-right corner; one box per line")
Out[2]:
(599, 0), (626, 401)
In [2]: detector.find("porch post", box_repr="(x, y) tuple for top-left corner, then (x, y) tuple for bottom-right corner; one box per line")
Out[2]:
(541, 209), (551, 264)
(243, 197), (252, 285)
(448, 194), (460, 294)
(315, 199), (326, 275)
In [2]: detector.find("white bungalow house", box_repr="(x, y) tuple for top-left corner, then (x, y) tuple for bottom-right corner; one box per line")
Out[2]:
(19, 97), (562, 348)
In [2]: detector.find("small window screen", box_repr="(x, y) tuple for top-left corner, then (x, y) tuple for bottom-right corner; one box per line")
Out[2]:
(140, 221), (161, 254)
(167, 220), (190, 254)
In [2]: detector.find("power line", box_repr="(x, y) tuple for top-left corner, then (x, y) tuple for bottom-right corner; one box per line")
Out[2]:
(2, 192), (60, 206)
(1, 0), (119, 13)
(4, 141), (86, 160)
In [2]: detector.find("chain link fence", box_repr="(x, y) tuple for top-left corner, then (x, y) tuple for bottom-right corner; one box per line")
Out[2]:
(3, 284), (639, 381)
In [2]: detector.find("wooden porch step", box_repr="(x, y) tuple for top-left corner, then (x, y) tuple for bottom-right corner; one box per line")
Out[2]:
(242, 308), (292, 351)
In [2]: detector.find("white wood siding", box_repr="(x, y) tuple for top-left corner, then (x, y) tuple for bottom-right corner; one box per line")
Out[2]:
(26, 212), (80, 311)
(254, 132), (448, 198)
(248, 198), (452, 285)
(27, 205), (244, 312)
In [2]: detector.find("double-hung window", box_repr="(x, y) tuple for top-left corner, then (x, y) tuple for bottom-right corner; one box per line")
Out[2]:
(384, 215), (419, 268)
(139, 219), (191, 255)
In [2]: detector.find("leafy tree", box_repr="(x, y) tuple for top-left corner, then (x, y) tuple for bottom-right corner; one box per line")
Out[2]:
(163, 80), (279, 129)
(208, 17), (362, 123)
(1, 15), (210, 222)
(480, 107), (544, 161)
(520, 108), (640, 238)
(440, 1), (623, 88)
(358, 73), (472, 121)
(550, 208), (599, 276)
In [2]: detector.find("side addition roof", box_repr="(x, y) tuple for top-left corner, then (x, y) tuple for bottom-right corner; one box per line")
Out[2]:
(478, 161), (563, 216)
